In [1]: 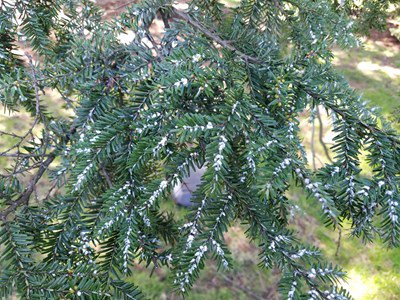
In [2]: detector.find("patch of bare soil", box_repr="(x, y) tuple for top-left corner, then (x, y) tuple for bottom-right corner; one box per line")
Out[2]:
(368, 21), (400, 50)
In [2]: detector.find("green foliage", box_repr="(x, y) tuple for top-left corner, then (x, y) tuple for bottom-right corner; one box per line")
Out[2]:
(337, 0), (399, 34)
(0, 0), (399, 299)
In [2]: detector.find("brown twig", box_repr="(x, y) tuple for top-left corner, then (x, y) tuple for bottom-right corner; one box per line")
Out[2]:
(335, 227), (342, 257)
(1, 54), (47, 184)
(316, 106), (333, 163)
(160, 9), (170, 29)
(101, 165), (113, 188)
(43, 178), (63, 201)
(0, 153), (52, 158)
(208, 265), (267, 300)
(103, 3), (260, 63)
(0, 153), (55, 222)
(0, 161), (50, 178)
(311, 116), (316, 170)
(171, 8), (260, 64)
(55, 86), (76, 112)
(0, 119), (38, 157)
(145, 31), (164, 60)
(0, 121), (74, 219)
(0, 131), (24, 139)
(272, 0), (286, 15)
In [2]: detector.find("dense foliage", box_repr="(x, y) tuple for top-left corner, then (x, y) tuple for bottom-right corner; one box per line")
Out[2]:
(0, 0), (399, 299)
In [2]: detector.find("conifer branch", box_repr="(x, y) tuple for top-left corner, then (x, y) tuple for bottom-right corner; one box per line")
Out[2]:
(316, 106), (333, 163)
(302, 86), (400, 145)
(171, 8), (260, 63)
(272, 0), (286, 15)
(311, 116), (316, 170)
(0, 1), (397, 299)
(0, 153), (55, 222)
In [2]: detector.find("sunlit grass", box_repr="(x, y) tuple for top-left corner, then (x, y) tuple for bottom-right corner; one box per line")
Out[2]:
(333, 39), (400, 118)
(295, 187), (400, 300)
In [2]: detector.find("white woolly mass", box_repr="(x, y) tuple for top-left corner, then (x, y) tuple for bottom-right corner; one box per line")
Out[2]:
(122, 214), (134, 273)
(181, 121), (214, 132)
(146, 180), (168, 208)
(152, 135), (168, 156)
(174, 78), (189, 87)
(213, 136), (227, 172)
(73, 163), (94, 192)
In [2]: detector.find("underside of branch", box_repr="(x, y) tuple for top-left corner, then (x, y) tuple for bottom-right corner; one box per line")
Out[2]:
(0, 153), (55, 222)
